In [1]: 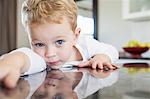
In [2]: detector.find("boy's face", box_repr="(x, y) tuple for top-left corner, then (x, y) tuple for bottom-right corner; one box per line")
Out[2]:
(28, 18), (80, 69)
(32, 70), (78, 99)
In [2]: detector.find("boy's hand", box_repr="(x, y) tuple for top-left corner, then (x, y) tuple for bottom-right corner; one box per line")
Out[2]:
(78, 67), (116, 78)
(0, 52), (29, 88)
(78, 54), (117, 70)
(0, 79), (30, 98)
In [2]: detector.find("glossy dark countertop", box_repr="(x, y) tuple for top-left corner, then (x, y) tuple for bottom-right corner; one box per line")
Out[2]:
(0, 60), (150, 99)
(88, 60), (150, 99)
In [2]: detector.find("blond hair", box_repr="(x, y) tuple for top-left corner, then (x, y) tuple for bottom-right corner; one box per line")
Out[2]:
(22, 0), (77, 31)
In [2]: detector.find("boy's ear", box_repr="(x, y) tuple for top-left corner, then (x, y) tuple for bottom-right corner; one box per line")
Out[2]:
(74, 27), (81, 38)
(73, 28), (81, 45)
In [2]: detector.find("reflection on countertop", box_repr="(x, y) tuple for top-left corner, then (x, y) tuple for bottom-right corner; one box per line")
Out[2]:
(90, 61), (150, 99)
(0, 67), (118, 99)
(1, 61), (149, 99)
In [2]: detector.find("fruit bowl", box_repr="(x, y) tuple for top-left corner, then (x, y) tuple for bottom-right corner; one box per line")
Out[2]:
(123, 47), (149, 58)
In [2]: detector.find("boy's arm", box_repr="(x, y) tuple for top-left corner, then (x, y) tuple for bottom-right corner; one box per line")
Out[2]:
(85, 38), (119, 62)
(0, 47), (46, 88)
(14, 48), (46, 75)
(78, 38), (119, 69)
(0, 51), (30, 88)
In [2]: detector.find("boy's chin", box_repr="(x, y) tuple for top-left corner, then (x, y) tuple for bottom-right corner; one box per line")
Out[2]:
(47, 65), (62, 70)
(51, 66), (61, 69)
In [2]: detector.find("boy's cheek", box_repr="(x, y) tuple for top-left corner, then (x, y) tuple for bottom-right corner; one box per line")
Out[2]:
(58, 47), (73, 59)
(59, 52), (71, 61)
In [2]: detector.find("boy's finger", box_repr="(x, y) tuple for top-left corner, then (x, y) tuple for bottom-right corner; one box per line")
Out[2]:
(78, 61), (90, 67)
(91, 62), (97, 69)
(104, 63), (114, 69)
(97, 63), (103, 69)
(112, 64), (119, 69)
(4, 71), (20, 88)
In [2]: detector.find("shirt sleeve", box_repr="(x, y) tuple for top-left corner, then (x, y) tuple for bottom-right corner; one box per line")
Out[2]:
(13, 47), (46, 75)
(85, 38), (119, 63)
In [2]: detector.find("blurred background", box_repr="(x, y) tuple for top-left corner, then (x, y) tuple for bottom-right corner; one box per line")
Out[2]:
(0, 0), (150, 57)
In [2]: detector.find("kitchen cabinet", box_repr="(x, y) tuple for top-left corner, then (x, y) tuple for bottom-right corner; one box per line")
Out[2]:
(122, 0), (150, 21)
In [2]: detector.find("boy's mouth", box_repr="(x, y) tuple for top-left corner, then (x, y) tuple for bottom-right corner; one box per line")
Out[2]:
(47, 61), (62, 69)
(49, 61), (60, 64)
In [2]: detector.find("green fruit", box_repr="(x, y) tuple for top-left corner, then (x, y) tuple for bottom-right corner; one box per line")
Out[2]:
(124, 40), (150, 48)
(126, 40), (140, 47)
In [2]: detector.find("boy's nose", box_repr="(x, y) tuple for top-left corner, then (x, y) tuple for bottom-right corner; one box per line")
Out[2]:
(45, 47), (56, 58)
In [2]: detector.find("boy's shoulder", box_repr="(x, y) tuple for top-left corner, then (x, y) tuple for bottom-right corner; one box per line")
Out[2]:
(77, 37), (99, 46)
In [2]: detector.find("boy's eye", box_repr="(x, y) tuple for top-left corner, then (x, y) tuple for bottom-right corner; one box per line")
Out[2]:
(34, 43), (45, 47)
(55, 40), (65, 46)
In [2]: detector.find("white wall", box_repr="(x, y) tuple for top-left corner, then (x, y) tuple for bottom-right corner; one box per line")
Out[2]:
(98, 0), (150, 52)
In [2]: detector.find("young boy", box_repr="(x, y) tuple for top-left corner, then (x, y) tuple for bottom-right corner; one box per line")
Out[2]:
(0, 0), (118, 88)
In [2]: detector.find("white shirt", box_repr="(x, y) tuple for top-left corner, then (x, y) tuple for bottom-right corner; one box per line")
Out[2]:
(15, 37), (119, 75)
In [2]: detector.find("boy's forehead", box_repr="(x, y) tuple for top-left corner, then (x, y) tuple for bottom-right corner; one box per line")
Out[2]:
(29, 17), (70, 28)
(28, 22), (74, 40)
(30, 23), (72, 33)
(28, 19), (73, 33)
